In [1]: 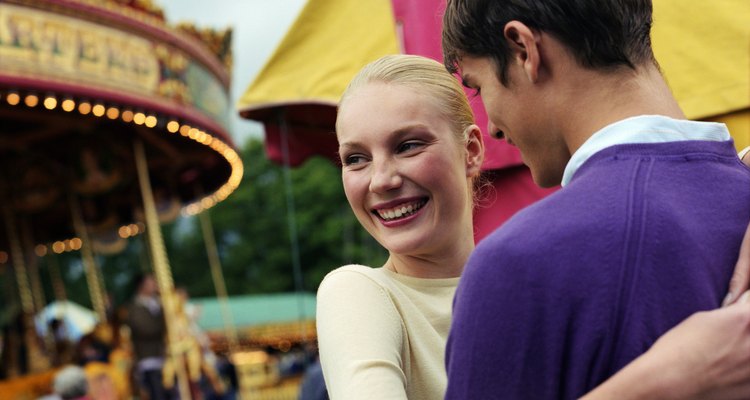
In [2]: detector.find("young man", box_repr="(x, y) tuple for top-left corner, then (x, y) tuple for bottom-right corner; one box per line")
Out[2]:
(441, 0), (750, 398)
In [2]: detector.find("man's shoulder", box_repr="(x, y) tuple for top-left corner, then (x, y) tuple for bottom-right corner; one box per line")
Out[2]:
(470, 181), (625, 280)
(482, 182), (614, 244)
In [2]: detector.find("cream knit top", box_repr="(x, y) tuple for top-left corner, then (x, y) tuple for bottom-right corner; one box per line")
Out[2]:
(316, 264), (459, 400)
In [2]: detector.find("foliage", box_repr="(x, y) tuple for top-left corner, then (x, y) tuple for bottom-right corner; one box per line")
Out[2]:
(166, 138), (387, 298)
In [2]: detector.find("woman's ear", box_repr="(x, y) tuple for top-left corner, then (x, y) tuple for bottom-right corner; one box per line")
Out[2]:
(465, 125), (485, 177)
(503, 20), (541, 83)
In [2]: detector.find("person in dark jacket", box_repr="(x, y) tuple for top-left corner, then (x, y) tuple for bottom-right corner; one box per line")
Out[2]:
(126, 273), (174, 400)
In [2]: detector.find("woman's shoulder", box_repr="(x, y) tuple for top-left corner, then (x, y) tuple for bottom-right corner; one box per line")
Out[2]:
(321, 264), (388, 286)
(317, 265), (395, 303)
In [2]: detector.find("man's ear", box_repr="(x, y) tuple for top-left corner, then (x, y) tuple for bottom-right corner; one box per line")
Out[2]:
(465, 125), (485, 178)
(503, 20), (541, 83)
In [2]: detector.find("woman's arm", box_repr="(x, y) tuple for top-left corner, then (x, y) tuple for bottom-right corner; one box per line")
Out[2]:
(316, 268), (408, 400)
(724, 147), (750, 306)
(581, 294), (750, 399)
(724, 217), (750, 306)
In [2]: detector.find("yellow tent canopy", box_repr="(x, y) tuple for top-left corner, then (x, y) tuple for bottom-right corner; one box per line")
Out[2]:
(652, 0), (750, 150)
(237, 0), (399, 166)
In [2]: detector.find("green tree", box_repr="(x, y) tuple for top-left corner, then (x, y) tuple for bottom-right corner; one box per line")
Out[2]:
(166, 137), (387, 298)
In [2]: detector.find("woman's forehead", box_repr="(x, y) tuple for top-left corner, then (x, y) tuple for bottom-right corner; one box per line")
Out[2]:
(338, 86), (447, 135)
(340, 82), (442, 120)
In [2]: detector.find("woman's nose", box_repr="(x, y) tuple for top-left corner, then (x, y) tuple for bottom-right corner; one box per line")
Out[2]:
(369, 159), (402, 193)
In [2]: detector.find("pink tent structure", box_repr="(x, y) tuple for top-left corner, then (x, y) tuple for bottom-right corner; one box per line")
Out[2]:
(390, 0), (557, 241)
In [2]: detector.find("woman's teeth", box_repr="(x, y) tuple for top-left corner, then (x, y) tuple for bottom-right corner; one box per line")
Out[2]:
(376, 201), (425, 221)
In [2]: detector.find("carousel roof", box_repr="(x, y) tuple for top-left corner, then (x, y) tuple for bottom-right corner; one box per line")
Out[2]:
(0, 0), (243, 256)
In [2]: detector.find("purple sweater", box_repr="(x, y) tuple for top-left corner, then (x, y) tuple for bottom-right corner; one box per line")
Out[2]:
(445, 140), (750, 399)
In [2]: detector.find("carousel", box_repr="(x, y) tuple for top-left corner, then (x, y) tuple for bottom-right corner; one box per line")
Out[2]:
(0, 0), (242, 398)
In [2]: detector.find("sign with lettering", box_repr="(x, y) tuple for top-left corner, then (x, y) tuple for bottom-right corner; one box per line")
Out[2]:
(0, 3), (159, 93)
(0, 3), (230, 130)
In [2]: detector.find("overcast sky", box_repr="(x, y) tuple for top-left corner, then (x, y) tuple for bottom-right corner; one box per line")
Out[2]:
(160, 0), (307, 145)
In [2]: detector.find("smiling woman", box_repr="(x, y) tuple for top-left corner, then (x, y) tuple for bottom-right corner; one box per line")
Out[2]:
(316, 54), (483, 400)
(336, 81), (482, 274)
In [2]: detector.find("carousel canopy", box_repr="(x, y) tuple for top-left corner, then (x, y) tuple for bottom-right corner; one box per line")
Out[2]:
(237, 0), (399, 166)
(0, 0), (243, 256)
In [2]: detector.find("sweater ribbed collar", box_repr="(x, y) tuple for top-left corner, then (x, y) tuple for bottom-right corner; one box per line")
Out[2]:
(561, 115), (730, 186)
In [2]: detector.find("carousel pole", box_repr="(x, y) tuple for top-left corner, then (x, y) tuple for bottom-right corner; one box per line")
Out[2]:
(278, 110), (310, 344)
(2, 262), (19, 310)
(2, 206), (34, 316)
(94, 251), (110, 313)
(197, 208), (240, 355)
(2, 203), (50, 373)
(138, 231), (154, 273)
(1, 264), (22, 378)
(133, 138), (192, 400)
(20, 221), (47, 314)
(69, 193), (108, 323)
(46, 251), (68, 303)
(20, 220), (56, 359)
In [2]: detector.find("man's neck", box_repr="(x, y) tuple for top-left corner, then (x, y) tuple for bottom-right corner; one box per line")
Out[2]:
(559, 63), (686, 156)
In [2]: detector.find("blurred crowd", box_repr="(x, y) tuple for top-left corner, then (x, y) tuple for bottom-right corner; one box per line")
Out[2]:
(0, 273), (238, 400)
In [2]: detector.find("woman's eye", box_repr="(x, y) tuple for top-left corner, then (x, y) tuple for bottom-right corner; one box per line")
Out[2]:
(343, 154), (367, 166)
(397, 141), (422, 153)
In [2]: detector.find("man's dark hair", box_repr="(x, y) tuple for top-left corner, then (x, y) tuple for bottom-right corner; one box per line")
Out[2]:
(442, 0), (656, 85)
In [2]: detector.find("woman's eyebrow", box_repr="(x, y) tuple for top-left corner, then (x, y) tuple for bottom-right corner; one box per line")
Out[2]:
(338, 124), (432, 151)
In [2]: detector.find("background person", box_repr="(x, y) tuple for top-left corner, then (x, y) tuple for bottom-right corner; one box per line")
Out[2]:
(126, 273), (174, 400)
(52, 364), (90, 400)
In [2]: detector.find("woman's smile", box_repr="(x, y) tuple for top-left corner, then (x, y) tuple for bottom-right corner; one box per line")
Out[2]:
(372, 198), (429, 224)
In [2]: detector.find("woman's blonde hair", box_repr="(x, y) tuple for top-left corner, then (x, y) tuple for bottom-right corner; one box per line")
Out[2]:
(337, 54), (475, 145)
